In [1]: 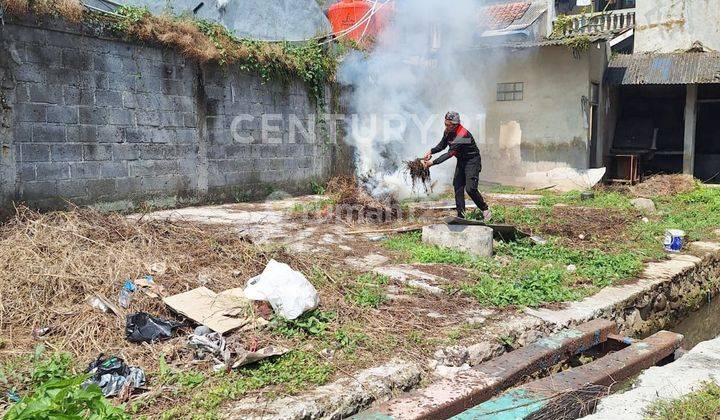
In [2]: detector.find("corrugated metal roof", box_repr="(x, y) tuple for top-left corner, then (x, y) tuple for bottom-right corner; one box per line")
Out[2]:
(606, 53), (720, 85)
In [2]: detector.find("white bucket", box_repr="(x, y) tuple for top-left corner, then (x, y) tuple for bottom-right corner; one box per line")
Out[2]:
(663, 229), (685, 252)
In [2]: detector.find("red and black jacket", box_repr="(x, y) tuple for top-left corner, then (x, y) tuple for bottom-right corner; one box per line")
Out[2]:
(431, 125), (481, 165)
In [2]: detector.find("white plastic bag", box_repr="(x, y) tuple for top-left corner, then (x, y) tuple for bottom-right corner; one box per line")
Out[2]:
(243, 260), (319, 320)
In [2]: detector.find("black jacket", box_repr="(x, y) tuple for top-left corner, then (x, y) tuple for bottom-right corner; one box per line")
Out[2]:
(431, 125), (481, 165)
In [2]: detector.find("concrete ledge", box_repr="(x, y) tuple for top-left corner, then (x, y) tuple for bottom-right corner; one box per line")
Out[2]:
(526, 244), (720, 336)
(422, 224), (493, 258)
(226, 359), (422, 419)
(586, 335), (720, 420)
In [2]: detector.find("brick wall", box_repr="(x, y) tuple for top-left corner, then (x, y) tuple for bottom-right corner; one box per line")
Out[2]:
(0, 19), (345, 213)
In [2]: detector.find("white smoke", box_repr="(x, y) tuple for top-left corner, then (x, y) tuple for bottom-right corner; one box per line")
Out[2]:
(338, 0), (492, 199)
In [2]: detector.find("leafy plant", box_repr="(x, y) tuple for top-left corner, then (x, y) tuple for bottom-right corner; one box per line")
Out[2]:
(4, 375), (128, 419)
(384, 232), (478, 265)
(272, 310), (335, 338)
(310, 180), (326, 195)
(348, 274), (388, 308)
(333, 329), (368, 353)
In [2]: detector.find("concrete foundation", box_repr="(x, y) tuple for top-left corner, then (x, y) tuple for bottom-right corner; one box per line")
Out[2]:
(422, 224), (493, 258)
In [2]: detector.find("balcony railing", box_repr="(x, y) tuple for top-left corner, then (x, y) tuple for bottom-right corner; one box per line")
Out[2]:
(555, 8), (636, 37)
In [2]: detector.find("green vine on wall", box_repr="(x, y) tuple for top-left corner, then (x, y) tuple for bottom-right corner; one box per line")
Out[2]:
(2, 1), (338, 105)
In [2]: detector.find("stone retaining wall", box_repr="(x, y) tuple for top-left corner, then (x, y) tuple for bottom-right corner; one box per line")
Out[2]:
(0, 18), (347, 214)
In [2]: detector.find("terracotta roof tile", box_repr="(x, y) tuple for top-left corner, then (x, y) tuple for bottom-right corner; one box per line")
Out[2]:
(478, 2), (531, 31)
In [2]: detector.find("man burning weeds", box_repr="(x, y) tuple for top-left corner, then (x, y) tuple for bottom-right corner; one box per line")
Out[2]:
(422, 111), (491, 220)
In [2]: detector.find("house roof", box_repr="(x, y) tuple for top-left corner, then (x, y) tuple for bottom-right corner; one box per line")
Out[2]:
(606, 53), (720, 85)
(478, 2), (532, 31)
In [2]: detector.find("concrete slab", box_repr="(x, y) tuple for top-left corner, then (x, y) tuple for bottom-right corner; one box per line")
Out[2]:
(373, 265), (446, 294)
(422, 224), (493, 258)
(586, 335), (720, 420)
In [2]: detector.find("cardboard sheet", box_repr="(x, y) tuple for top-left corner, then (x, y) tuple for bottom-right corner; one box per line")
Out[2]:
(163, 287), (251, 334)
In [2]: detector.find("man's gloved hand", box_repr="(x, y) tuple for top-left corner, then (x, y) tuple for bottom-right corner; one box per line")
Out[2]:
(422, 159), (433, 169)
(423, 151), (432, 161)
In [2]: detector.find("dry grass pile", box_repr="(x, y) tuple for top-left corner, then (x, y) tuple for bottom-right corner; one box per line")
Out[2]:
(325, 176), (402, 222)
(0, 206), (287, 369)
(123, 14), (221, 63)
(1, 0), (84, 22)
(630, 174), (696, 198)
(404, 159), (431, 193)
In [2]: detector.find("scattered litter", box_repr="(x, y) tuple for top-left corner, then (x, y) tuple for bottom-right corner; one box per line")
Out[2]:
(642, 217), (650, 223)
(367, 234), (387, 242)
(578, 234), (586, 240)
(188, 326), (230, 363)
(125, 312), (182, 343)
(133, 275), (164, 298)
(33, 327), (52, 339)
(147, 261), (167, 276)
(84, 354), (145, 397)
(118, 280), (135, 309)
(664, 229), (685, 253)
(164, 286), (252, 334)
(243, 260), (319, 320)
(232, 345), (289, 369)
(197, 272), (212, 286)
(87, 294), (122, 317)
(566, 264), (577, 273)
(6, 390), (21, 403)
(530, 235), (547, 245)
(580, 191), (595, 201)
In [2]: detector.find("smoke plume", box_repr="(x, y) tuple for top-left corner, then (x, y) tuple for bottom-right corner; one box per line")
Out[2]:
(338, 0), (492, 198)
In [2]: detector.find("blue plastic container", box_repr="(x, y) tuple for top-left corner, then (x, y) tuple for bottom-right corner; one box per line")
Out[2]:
(663, 229), (685, 252)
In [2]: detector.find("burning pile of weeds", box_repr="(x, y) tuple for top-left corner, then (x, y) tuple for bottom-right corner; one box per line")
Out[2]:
(325, 176), (403, 222)
(0, 206), (294, 370)
(404, 159), (432, 193)
(629, 174), (696, 198)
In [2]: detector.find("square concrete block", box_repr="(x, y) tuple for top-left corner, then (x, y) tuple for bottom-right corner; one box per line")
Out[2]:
(422, 224), (493, 258)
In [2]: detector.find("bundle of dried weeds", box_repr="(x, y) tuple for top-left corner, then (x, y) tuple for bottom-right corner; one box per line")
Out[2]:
(404, 159), (431, 193)
(630, 174), (696, 198)
(0, 206), (291, 370)
(325, 176), (402, 222)
(1, 0), (83, 22)
(126, 14), (221, 63)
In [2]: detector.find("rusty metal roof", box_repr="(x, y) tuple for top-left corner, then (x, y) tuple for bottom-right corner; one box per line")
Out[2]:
(606, 52), (720, 85)
(478, 1), (531, 31)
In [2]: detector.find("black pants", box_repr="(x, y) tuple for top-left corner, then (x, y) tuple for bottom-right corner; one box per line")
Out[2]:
(453, 155), (488, 217)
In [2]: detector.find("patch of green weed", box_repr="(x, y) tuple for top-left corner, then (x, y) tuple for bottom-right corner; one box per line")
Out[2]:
(272, 309), (335, 338)
(348, 274), (388, 308)
(646, 381), (720, 420)
(384, 232), (477, 265)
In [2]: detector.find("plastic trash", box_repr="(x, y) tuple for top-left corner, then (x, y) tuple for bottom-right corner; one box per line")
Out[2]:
(83, 354), (145, 397)
(118, 280), (135, 309)
(6, 390), (21, 403)
(125, 312), (182, 343)
(188, 326), (230, 363)
(243, 260), (319, 320)
(664, 229), (685, 252)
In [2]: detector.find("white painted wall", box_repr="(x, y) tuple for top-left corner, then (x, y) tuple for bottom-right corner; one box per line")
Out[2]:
(635, 0), (720, 52)
(467, 45), (595, 184)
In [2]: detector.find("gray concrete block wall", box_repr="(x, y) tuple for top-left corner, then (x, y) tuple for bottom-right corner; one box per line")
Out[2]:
(0, 20), (340, 213)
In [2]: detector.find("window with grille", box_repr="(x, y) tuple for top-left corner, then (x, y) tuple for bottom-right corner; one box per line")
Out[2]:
(497, 82), (524, 101)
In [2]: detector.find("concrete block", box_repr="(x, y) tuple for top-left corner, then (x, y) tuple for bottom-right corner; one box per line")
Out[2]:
(21, 181), (57, 199)
(100, 162), (128, 178)
(15, 103), (47, 122)
(50, 144), (83, 162)
(79, 107), (107, 125)
(47, 106), (78, 124)
(21, 144), (51, 162)
(82, 144), (112, 161)
(32, 124), (65, 143)
(20, 164), (36, 182)
(70, 162), (101, 179)
(36, 162), (71, 180)
(422, 224), (493, 258)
